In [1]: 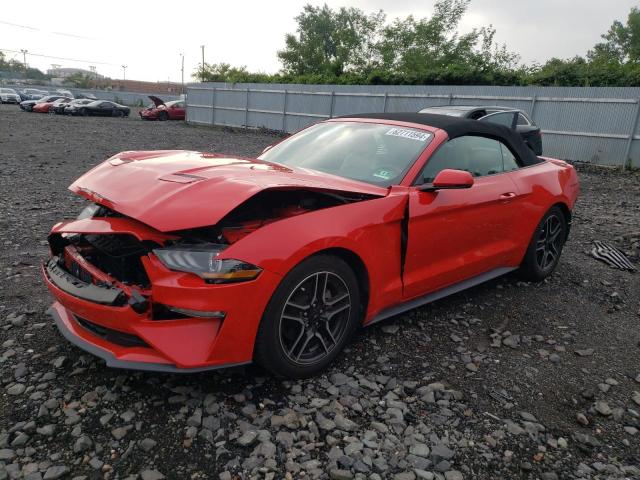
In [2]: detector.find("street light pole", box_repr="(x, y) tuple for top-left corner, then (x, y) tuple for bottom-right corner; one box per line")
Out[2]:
(121, 65), (128, 82)
(180, 53), (184, 95)
(20, 49), (28, 75)
(200, 45), (205, 82)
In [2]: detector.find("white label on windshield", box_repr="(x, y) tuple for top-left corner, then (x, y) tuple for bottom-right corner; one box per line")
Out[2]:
(385, 128), (430, 142)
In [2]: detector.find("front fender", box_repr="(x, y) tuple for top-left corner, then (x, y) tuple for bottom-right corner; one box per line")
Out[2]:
(221, 192), (408, 321)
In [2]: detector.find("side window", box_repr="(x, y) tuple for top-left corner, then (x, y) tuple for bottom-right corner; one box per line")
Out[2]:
(420, 136), (521, 183)
(420, 136), (503, 183)
(517, 113), (530, 126)
(479, 111), (517, 128)
(500, 143), (520, 171)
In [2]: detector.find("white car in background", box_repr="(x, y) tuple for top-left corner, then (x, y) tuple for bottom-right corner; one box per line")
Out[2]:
(0, 88), (21, 104)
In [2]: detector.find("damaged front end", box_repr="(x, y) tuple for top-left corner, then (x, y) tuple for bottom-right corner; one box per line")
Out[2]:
(43, 187), (376, 371)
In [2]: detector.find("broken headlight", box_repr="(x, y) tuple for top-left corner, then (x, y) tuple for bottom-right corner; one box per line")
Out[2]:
(77, 203), (101, 220)
(153, 246), (262, 283)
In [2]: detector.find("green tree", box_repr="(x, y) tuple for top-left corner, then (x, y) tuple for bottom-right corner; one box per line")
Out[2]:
(277, 4), (385, 76)
(589, 7), (640, 63)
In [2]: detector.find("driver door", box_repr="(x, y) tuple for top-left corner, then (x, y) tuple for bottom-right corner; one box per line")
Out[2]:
(402, 135), (522, 299)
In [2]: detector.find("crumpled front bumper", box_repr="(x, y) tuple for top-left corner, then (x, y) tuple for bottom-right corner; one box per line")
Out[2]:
(42, 218), (282, 372)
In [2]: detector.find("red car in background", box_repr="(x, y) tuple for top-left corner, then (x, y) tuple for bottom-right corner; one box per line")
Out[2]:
(42, 113), (579, 378)
(33, 97), (72, 113)
(139, 96), (185, 121)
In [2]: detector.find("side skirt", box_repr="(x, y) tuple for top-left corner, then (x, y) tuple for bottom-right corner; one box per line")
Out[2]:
(368, 266), (516, 325)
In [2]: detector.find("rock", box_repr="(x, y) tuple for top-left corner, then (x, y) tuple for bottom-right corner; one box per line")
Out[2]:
(575, 348), (594, 357)
(315, 412), (336, 430)
(0, 449), (16, 461)
(140, 470), (165, 480)
(519, 411), (537, 422)
(6, 383), (25, 396)
(576, 413), (589, 426)
(381, 324), (399, 334)
(330, 373), (349, 386)
(73, 435), (92, 453)
(236, 430), (258, 446)
(394, 473), (416, 480)
(334, 414), (357, 431)
(139, 438), (157, 452)
(111, 426), (131, 440)
(409, 444), (430, 458)
(465, 363), (478, 372)
(540, 473), (558, 480)
(43, 466), (70, 480)
(444, 472), (463, 480)
(431, 444), (455, 462)
(632, 391), (640, 406)
(595, 401), (612, 416)
(330, 470), (353, 480)
(503, 335), (520, 348)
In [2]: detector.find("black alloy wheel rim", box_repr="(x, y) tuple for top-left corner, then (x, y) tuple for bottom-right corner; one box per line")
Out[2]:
(536, 214), (563, 270)
(278, 271), (351, 365)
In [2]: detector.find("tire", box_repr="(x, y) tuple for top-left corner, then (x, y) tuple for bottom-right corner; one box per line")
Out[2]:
(113, 110), (124, 118)
(158, 111), (168, 121)
(518, 206), (567, 282)
(81, 108), (89, 117)
(254, 254), (361, 378)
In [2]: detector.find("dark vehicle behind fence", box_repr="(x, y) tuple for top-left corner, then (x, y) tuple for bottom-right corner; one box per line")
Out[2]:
(419, 105), (543, 155)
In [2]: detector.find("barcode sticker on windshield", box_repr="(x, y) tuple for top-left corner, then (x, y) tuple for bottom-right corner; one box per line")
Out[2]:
(385, 128), (430, 142)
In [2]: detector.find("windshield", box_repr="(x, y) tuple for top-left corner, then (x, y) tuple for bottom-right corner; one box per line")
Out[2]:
(259, 122), (432, 187)
(0, 88), (16, 94)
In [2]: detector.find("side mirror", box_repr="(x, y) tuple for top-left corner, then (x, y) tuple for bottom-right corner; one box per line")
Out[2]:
(420, 169), (474, 192)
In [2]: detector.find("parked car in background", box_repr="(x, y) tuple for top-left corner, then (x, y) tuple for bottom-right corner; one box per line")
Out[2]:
(20, 88), (48, 101)
(418, 105), (543, 155)
(0, 88), (21, 104)
(41, 113), (578, 377)
(20, 95), (67, 112)
(33, 97), (73, 113)
(68, 100), (130, 117)
(55, 89), (74, 98)
(75, 93), (98, 100)
(54, 98), (94, 115)
(140, 96), (186, 121)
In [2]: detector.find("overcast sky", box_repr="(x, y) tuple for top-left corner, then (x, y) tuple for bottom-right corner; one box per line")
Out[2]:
(0, 0), (637, 83)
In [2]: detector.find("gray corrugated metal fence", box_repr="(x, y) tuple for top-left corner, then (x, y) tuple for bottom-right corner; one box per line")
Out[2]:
(186, 82), (640, 168)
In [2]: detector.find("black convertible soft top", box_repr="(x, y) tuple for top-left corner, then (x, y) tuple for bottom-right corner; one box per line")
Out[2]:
(338, 112), (543, 166)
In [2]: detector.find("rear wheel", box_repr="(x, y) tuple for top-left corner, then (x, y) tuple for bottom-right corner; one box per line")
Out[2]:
(81, 108), (89, 117)
(254, 255), (361, 378)
(518, 206), (567, 282)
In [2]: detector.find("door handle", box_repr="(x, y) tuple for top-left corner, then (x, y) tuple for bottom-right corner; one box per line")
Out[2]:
(499, 192), (516, 199)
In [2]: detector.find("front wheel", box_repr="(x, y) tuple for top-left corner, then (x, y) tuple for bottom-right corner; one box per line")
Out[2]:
(158, 111), (168, 121)
(254, 255), (361, 378)
(518, 206), (567, 282)
(81, 108), (89, 117)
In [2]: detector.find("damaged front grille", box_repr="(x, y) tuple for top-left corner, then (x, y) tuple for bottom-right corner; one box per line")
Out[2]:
(50, 233), (157, 288)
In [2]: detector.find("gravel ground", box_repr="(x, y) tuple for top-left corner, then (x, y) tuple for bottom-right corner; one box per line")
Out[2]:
(1, 104), (639, 480)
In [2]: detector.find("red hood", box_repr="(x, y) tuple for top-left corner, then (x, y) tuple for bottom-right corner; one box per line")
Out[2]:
(69, 150), (387, 232)
(148, 95), (165, 107)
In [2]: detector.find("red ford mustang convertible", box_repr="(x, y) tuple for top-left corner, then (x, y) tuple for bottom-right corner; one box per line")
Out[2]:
(42, 113), (579, 377)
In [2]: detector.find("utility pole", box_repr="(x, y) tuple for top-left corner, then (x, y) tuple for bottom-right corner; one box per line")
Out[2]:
(121, 65), (127, 82)
(180, 53), (184, 95)
(200, 45), (205, 82)
(89, 66), (97, 87)
(20, 49), (28, 75)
